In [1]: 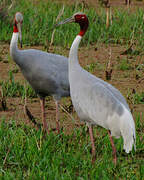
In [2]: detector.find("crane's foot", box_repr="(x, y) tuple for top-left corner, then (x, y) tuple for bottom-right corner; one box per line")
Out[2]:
(88, 125), (96, 164)
(56, 121), (60, 134)
(92, 153), (96, 164)
(108, 130), (117, 165)
(113, 155), (117, 166)
(42, 123), (50, 134)
(55, 101), (61, 134)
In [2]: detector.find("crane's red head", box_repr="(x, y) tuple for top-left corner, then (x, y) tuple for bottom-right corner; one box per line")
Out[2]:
(14, 12), (23, 32)
(55, 12), (89, 37)
(13, 12), (23, 48)
(74, 13), (89, 36)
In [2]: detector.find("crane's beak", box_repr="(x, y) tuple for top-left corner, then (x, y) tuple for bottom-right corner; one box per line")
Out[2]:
(17, 23), (22, 48)
(54, 16), (75, 28)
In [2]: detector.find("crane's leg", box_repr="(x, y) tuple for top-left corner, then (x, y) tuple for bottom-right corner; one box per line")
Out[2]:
(55, 101), (60, 134)
(108, 130), (117, 165)
(88, 125), (96, 163)
(40, 98), (49, 134)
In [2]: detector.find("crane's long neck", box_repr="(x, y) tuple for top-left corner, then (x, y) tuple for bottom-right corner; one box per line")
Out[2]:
(68, 16), (89, 71)
(10, 32), (19, 62)
(69, 35), (82, 69)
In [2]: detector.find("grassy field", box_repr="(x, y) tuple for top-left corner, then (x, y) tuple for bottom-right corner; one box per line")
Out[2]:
(0, 117), (143, 179)
(0, 0), (144, 179)
(1, 0), (144, 48)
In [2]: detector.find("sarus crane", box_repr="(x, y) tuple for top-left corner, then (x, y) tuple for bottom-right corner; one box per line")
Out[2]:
(56, 12), (136, 164)
(10, 12), (70, 133)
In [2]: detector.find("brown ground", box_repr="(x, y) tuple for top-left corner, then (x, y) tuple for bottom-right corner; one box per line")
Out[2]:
(0, 0), (144, 132)
(59, 0), (144, 10)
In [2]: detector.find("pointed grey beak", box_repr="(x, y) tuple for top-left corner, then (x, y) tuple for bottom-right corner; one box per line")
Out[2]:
(17, 23), (22, 48)
(54, 16), (75, 28)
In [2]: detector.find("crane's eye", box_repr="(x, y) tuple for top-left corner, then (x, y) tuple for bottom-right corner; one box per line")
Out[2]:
(75, 15), (83, 22)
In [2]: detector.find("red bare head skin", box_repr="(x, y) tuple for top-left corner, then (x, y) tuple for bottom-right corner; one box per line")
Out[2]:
(13, 20), (18, 33)
(13, 12), (23, 33)
(74, 13), (89, 36)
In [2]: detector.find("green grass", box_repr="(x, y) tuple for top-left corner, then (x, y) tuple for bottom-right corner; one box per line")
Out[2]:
(84, 63), (97, 73)
(127, 88), (144, 104)
(0, 71), (36, 98)
(132, 92), (144, 104)
(1, 0), (144, 49)
(118, 58), (133, 71)
(0, 114), (143, 179)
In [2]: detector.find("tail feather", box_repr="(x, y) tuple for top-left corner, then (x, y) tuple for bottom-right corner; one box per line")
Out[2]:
(120, 106), (136, 153)
(123, 133), (135, 153)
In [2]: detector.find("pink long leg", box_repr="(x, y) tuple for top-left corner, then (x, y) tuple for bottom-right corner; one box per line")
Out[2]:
(40, 98), (49, 133)
(108, 130), (117, 165)
(88, 125), (96, 163)
(55, 101), (60, 134)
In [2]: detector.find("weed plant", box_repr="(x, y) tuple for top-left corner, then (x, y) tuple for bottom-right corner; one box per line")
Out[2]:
(118, 58), (132, 71)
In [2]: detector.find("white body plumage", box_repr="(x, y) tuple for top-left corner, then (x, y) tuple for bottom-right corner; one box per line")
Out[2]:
(69, 35), (136, 153)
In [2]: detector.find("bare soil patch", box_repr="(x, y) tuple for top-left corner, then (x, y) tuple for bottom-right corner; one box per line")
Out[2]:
(0, 41), (144, 132)
(58, 0), (144, 10)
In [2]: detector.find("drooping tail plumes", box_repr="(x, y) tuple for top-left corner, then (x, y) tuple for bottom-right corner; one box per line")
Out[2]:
(120, 106), (136, 153)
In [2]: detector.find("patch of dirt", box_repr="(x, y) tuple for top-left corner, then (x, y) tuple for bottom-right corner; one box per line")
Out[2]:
(1, 0), (144, 132)
(0, 40), (144, 133)
(57, 0), (144, 11)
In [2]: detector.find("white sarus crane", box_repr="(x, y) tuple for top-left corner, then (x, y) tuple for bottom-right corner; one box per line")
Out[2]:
(10, 12), (70, 133)
(56, 12), (136, 164)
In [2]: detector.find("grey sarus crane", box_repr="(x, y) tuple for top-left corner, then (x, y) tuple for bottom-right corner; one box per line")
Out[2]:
(56, 12), (136, 164)
(10, 12), (70, 133)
